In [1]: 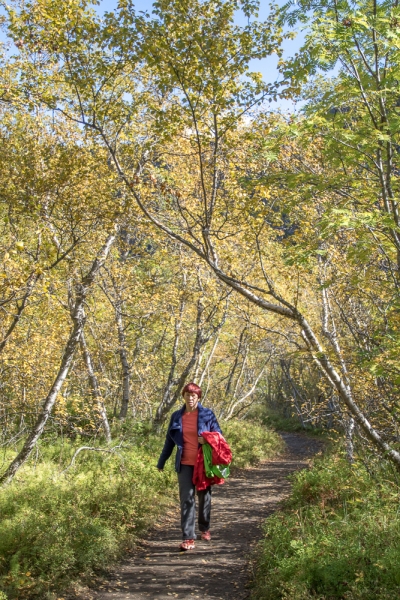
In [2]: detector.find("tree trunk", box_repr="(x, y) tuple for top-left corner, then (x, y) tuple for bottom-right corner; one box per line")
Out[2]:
(153, 346), (202, 430)
(153, 294), (186, 429)
(345, 416), (355, 464)
(225, 326), (247, 396)
(299, 314), (400, 471)
(0, 271), (41, 353)
(225, 356), (271, 420)
(116, 302), (131, 419)
(280, 359), (306, 429)
(104, 138), (400, 471)
(198, 335), (220, 386)
(0, 232), (116, 485)
(153, 293), (228, 428)
(80, 330), (112, 442)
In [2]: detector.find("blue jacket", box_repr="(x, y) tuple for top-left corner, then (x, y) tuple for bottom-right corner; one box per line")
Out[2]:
(157, 403), (222, 472)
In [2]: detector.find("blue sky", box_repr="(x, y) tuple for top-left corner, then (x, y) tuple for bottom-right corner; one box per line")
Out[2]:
(96, 0), (307, 112)
(0, 0), (307, 112)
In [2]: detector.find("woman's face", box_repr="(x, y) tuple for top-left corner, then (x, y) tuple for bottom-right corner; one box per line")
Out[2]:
(183, 391), (199, 412)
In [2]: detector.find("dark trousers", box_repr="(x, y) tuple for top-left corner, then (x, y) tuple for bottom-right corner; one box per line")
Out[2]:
(177, 464), (211, 540)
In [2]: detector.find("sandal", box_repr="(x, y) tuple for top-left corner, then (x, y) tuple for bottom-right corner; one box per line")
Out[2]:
(180, 539), (195, 551)
(200, 531), (211, 541)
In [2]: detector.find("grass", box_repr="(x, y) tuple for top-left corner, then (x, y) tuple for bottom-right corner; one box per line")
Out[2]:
(0, 418), (282, 599)
(0, 427), (175, 599)
(221, 419), (284, 468)
(252, 447), (400, 600)
(248, 405), (328, 436)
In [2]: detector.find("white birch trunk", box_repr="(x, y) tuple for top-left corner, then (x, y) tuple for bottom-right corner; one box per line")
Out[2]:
(80, 330), (112, 442)
(0, 232), (116, 484)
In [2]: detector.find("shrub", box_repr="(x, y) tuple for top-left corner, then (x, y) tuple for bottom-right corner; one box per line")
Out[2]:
(222, 419), (284, 468)
(0, 435), (176, 599)
(252, 450), (400, 600)
(0, 419), (281, 599)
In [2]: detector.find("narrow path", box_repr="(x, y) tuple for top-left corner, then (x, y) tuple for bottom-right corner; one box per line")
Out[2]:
(90, 433), (323, 600)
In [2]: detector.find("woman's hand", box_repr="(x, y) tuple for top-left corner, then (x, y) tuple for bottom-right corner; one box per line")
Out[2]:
(198, 436), (206, 445)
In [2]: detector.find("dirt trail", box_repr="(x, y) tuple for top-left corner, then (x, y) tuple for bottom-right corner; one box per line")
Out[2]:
(91, 433), (323, 600)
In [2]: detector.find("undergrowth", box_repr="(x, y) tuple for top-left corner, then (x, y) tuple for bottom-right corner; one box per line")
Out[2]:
(252, 448), (400, 600)
(221, 419), (284, 468)
(249, 405), (328, 436)
(0, 418), (281, 599)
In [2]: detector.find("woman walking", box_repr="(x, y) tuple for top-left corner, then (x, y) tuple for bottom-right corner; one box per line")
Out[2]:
(157, 382), (222, 550)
